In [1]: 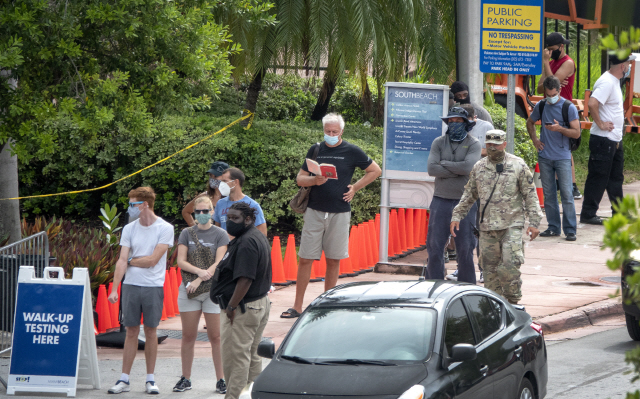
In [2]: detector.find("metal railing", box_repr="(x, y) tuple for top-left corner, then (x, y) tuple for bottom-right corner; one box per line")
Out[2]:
(0, 232), (50, 359)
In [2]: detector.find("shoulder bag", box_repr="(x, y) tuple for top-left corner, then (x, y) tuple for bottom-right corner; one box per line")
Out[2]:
(181, 226), (217, 299)
(289, 142), (321, 214)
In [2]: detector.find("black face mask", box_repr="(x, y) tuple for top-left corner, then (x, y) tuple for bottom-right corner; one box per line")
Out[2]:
(551, 48), (562, 61)
(226, 220), (250, 237)
(457, 96), (471, 104)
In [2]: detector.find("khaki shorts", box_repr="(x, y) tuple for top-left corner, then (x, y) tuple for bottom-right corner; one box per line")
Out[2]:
(177, 283), (221, 314)
(298, 208), (350, 260)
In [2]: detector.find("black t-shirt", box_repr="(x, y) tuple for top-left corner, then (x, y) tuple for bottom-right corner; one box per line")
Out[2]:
(209, 226), (272, 303)
(301, 140), (373, 213)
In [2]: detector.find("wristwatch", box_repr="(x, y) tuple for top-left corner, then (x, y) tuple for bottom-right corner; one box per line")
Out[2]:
(227, 305), (237, 312)
(128, 257), (133, 266)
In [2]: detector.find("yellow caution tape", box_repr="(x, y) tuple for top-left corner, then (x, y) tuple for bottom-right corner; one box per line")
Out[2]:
(1, 110), (255, 201)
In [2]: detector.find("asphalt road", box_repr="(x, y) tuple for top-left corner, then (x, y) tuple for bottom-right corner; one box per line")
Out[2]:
(546, 327), (640, 398)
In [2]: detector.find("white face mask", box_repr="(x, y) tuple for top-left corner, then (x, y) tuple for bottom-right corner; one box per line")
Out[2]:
(219, 181), (234, 197)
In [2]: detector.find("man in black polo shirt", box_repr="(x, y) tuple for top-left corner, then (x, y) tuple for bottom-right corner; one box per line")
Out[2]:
(280, 112), (381, 319)
(210, 202), (271, 399)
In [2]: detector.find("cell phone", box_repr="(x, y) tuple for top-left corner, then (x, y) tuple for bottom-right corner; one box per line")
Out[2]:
(545, 122), (552, 126)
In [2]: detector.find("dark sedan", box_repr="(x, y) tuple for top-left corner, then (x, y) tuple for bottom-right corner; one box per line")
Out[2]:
(250, 280), (547, 399)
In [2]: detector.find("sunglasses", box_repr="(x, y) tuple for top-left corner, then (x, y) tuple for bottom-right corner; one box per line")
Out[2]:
(129, 201), (144, 208)
(194, 209), (212, 214)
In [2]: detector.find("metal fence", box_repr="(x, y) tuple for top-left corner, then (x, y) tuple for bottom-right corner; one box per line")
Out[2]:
(0, 232), (50, 358)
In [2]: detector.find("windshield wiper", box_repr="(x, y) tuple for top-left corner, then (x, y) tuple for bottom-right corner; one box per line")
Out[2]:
(324, 359), (397, 366)
(280, 355), (330, 365)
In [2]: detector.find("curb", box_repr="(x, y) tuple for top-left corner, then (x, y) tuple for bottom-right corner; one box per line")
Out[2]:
(534, 298), (623, 334)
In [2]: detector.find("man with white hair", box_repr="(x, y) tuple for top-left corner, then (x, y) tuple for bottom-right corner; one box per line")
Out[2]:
(281, 113), (381, 318)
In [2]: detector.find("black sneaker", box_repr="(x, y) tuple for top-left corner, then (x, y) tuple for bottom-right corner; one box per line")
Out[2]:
(173, 376), (191, 392)
(566, 233), (577, 241)
(216, 379), (227, 394)
(573, 184), (583, 199)
(447, 250), (457, 260)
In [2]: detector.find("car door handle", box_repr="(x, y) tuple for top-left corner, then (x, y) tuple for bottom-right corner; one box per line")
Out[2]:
(514, 346), (523, 357)
(479, 365), (489, 376)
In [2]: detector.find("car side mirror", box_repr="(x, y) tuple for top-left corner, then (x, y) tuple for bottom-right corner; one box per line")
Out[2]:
(450, 344), (477, 363)
(257, 339), (275, 359)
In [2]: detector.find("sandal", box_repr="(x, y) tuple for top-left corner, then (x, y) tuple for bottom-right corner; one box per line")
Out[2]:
(280, 308), (301, 319)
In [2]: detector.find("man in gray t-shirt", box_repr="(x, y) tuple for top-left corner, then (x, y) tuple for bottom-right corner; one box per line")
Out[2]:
(426, 107), (481, 284)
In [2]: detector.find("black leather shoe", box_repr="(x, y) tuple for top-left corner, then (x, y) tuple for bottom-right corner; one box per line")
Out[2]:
(566, 233), (577, 241)
(539, 229), (560, 237)
(580, 216), (603, 225)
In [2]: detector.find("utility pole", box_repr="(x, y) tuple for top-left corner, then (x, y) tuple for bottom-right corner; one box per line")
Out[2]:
(457, 0), (484, 108)
(0, 71), (21, 245)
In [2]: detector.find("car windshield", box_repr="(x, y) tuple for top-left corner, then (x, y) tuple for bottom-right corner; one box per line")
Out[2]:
(281, 306), (435, 363)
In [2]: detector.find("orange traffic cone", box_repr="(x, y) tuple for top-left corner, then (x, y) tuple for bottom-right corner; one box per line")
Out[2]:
(344, 226), (359, 276)
(161, 302), (167, 321)
(271, 236), (290, 285)
(95, 285), (112, 334)
(368, 220), (378, 266)
(164, 271), (175, 318)
(534, 163), (544, 208)
(406, 209), (415, 250)
(108, 282), (119, 327)
(362, 223), (374, 271)
(170, 268), (179, 315)
(340, 247), (354, 277)
(398, 208), (408, 253)
(375, 214), (381, 243)
(390, 210), (400, 257)
(310, 255), (321, 282)
(358, 225), (369, 272)
(284, 234), (298, 282)
(177, 267), (183, 286)
(413, 208), (422, 248)
(318, 252), (327, 278)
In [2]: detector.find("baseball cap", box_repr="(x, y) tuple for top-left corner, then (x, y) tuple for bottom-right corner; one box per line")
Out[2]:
(207, 161), (229, 176)
(441, 107), (471, 124)
(609, 52), (637, 65)
(545, 32), (570, 48)
(485, 129), (507, 145)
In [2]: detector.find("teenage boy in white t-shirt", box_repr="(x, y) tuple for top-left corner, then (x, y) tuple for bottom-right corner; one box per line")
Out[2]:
(107, 187), (174, 394)
(580, 53), (635, 225)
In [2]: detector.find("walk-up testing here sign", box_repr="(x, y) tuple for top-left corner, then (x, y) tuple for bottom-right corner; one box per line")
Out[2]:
(7, 266), (100, 397)
(480, 0), (544, 75)
(379, 82), (448, 264)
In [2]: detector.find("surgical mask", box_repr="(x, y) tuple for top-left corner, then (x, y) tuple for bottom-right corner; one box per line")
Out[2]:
(219, 182), (233, 197)
(457, 96), (471, 104)
(127, 206), (141, 222)
(209, 178), (220, 189)
(551, 48), (562, 61)
(226, 219), (249, 237)
(547, 94), (560, 105)
(624, 65), (631, 79)
(487, 146), (506, 163)
(195, 213), (211, 225)
(324, 134), (340, 146)
(448, 122), (468, 142)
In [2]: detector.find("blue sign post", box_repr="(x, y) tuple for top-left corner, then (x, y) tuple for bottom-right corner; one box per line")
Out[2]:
(479, 0), (544, 75)
(7, 267), (100, 397)
(379, 82), (449, 267)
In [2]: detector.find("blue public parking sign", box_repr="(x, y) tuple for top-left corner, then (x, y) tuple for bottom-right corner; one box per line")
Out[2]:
(480, 0), (544, 75)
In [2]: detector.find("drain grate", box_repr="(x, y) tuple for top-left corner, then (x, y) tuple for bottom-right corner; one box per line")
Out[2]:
(158, 330), (272, 343)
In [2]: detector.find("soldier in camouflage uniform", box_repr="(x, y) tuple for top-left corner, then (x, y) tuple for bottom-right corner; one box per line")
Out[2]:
(450, 130), (543, 304)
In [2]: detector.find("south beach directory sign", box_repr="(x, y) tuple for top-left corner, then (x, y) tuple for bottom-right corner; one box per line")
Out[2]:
(480, 0), (544, 75)
(379, 82), (448, 265)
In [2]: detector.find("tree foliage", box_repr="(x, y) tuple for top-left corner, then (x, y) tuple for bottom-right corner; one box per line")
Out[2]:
(0, 0), (264, 163)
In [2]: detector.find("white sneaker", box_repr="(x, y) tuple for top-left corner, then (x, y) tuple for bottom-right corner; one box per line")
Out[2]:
(445, 269), (459, 281)
(479, 272), (484, 283)
(146, 381), (160, 395)
(108, 380), (130, 394)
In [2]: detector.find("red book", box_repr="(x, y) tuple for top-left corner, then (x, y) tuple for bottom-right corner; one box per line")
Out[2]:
(306, 158), (338, 179)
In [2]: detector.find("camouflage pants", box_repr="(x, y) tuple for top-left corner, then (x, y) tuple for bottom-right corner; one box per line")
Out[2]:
(479, 227), (525, 303)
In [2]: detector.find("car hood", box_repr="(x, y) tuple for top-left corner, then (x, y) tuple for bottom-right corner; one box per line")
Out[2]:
(253, 360), (427, 396)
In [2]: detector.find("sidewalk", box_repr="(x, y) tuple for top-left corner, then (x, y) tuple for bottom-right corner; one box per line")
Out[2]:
(1, 182), (633, 398)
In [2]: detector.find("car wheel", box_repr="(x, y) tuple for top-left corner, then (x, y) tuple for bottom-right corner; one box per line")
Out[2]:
(625, 313), (640, 341)
(517, 377), (534, 399)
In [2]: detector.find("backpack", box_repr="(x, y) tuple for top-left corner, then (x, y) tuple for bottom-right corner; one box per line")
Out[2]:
(538, 99), (581, 152)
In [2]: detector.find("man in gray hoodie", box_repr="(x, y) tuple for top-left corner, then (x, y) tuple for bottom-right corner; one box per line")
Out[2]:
(425, 107), (482, 283)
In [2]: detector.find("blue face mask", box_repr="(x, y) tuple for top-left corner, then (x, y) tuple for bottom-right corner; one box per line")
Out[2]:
(448, 122), (468, 142)
(547, 94), (560, 105)
(625, 65), (631, 79)
(324, 134), (340, 146)
(127, 206), (141, 222)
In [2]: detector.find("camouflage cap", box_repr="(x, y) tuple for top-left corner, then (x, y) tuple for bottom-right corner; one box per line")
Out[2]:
(485, 129), (506, 144)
